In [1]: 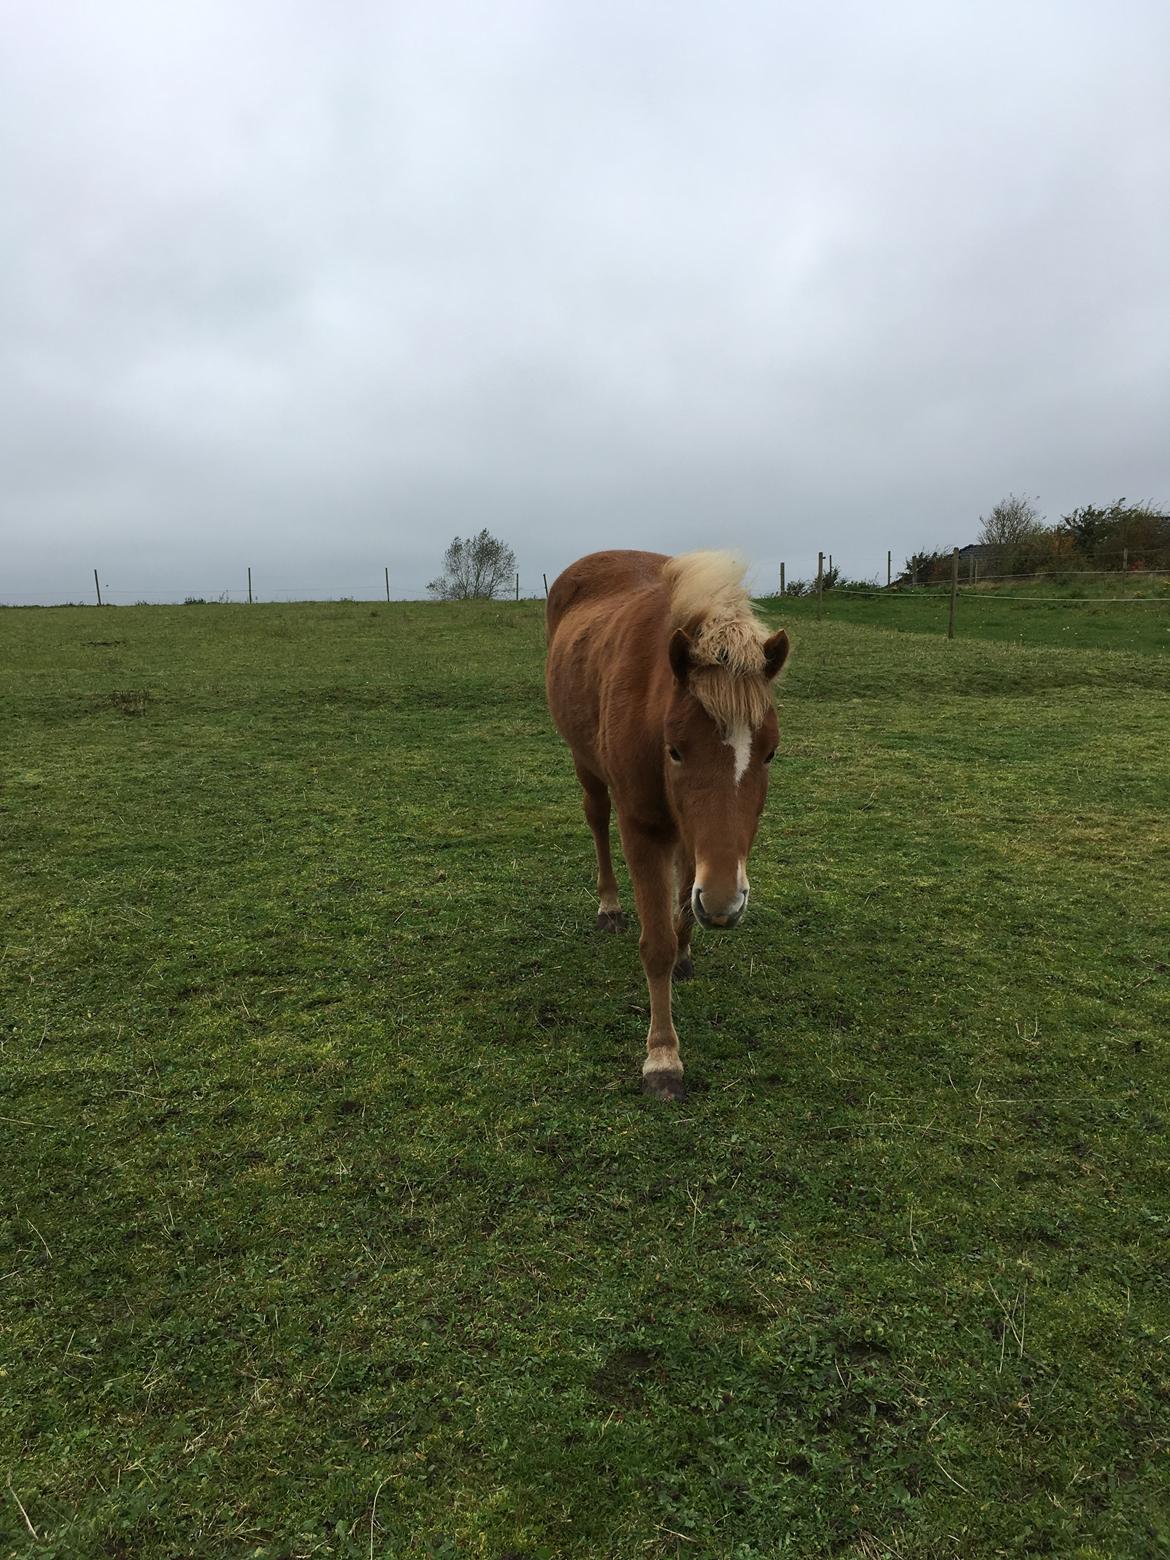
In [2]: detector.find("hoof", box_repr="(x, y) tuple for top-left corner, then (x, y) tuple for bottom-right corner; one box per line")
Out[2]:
(672, 955), (695, 982)
(596, 910), (627, 933)
(642, 1071), (687, 1102)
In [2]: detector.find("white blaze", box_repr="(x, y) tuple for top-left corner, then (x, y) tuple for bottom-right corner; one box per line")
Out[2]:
(726, 722), (751, 785)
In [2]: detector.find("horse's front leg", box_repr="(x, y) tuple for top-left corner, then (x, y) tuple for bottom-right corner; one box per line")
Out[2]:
(623, 827), (685, 1101)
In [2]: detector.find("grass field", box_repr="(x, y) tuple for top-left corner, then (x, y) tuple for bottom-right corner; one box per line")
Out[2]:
(2, 594), (1169, 1558)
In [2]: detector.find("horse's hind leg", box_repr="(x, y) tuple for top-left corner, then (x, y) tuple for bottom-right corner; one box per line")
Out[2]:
(673, 845), (696, 981)
(575, 764), (625, 931)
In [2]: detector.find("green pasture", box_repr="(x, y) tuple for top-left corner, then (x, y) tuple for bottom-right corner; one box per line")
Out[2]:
(2, 596), (1168, 1558)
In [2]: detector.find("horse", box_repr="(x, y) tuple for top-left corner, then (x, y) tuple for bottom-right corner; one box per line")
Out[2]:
(545, 549), (789, 1100)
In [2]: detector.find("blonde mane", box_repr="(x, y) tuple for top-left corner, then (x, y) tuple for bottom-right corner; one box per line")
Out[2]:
(663, 550), (775, 733)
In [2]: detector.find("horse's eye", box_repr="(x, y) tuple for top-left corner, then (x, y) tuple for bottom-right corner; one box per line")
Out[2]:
(764, 749), (776, 764)
(667, 746), (683, 763)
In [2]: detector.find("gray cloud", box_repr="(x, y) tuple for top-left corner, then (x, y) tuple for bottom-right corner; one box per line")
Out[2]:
(3, 0), (1168, 602)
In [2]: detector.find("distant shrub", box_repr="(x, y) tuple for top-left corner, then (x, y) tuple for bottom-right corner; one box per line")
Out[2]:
(780, 570), (876, 596)
(1061, 498), (1170, 568)
(1009, 527), (1082, 576)
(184, 597), (206, 605)
(903, 550), (951, 585)
(778, 570), (879, 596)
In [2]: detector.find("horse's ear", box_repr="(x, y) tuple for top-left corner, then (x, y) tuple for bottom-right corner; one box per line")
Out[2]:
(763, 629), (790, 680)
(668, 629), (693, 686)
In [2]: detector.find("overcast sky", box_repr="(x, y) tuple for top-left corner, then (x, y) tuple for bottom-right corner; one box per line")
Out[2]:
(3, 1), (1168, 603)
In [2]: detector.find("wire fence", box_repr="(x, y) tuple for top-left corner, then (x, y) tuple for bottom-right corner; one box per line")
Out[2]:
(773, 588), (1170, 604)
(1, 589), (403, 605)
(2, 567), (547, 607)
(6, 557), (1170, 623)
(761, 546), (1170, 643)
(951, 566), (1170, 584)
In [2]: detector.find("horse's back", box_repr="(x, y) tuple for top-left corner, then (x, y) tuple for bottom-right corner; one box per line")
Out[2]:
(546, 550), (669, 642)
(546, 551), (671, 782)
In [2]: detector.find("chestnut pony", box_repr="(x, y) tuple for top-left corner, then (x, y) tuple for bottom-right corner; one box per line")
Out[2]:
(546, 550), (789, 1100)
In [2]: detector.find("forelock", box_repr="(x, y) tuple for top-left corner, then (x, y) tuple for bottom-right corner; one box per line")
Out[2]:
(665, 549), (775, 735)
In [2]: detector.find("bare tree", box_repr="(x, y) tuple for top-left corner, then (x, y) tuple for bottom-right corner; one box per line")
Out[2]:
(978, 493), (1044, 548)
(427, 530), (518, 600)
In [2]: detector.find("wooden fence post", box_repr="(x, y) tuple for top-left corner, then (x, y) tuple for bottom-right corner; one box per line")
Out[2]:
(886, 550), (891, 588)
(248, 566), (253, 605)
(1122, 547), (1128, 575)
(780, 561), (785, 597)
(817, 551), (824, 620)
(542, 572), (548, 598)
(94, 569), (102, 607)
(385, 566), (390, 603)
(948, 547), (959, 640)
(515, 573), (519, 601)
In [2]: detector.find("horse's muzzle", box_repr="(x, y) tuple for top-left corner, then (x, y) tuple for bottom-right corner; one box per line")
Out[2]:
(692, 886), (748, 929)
